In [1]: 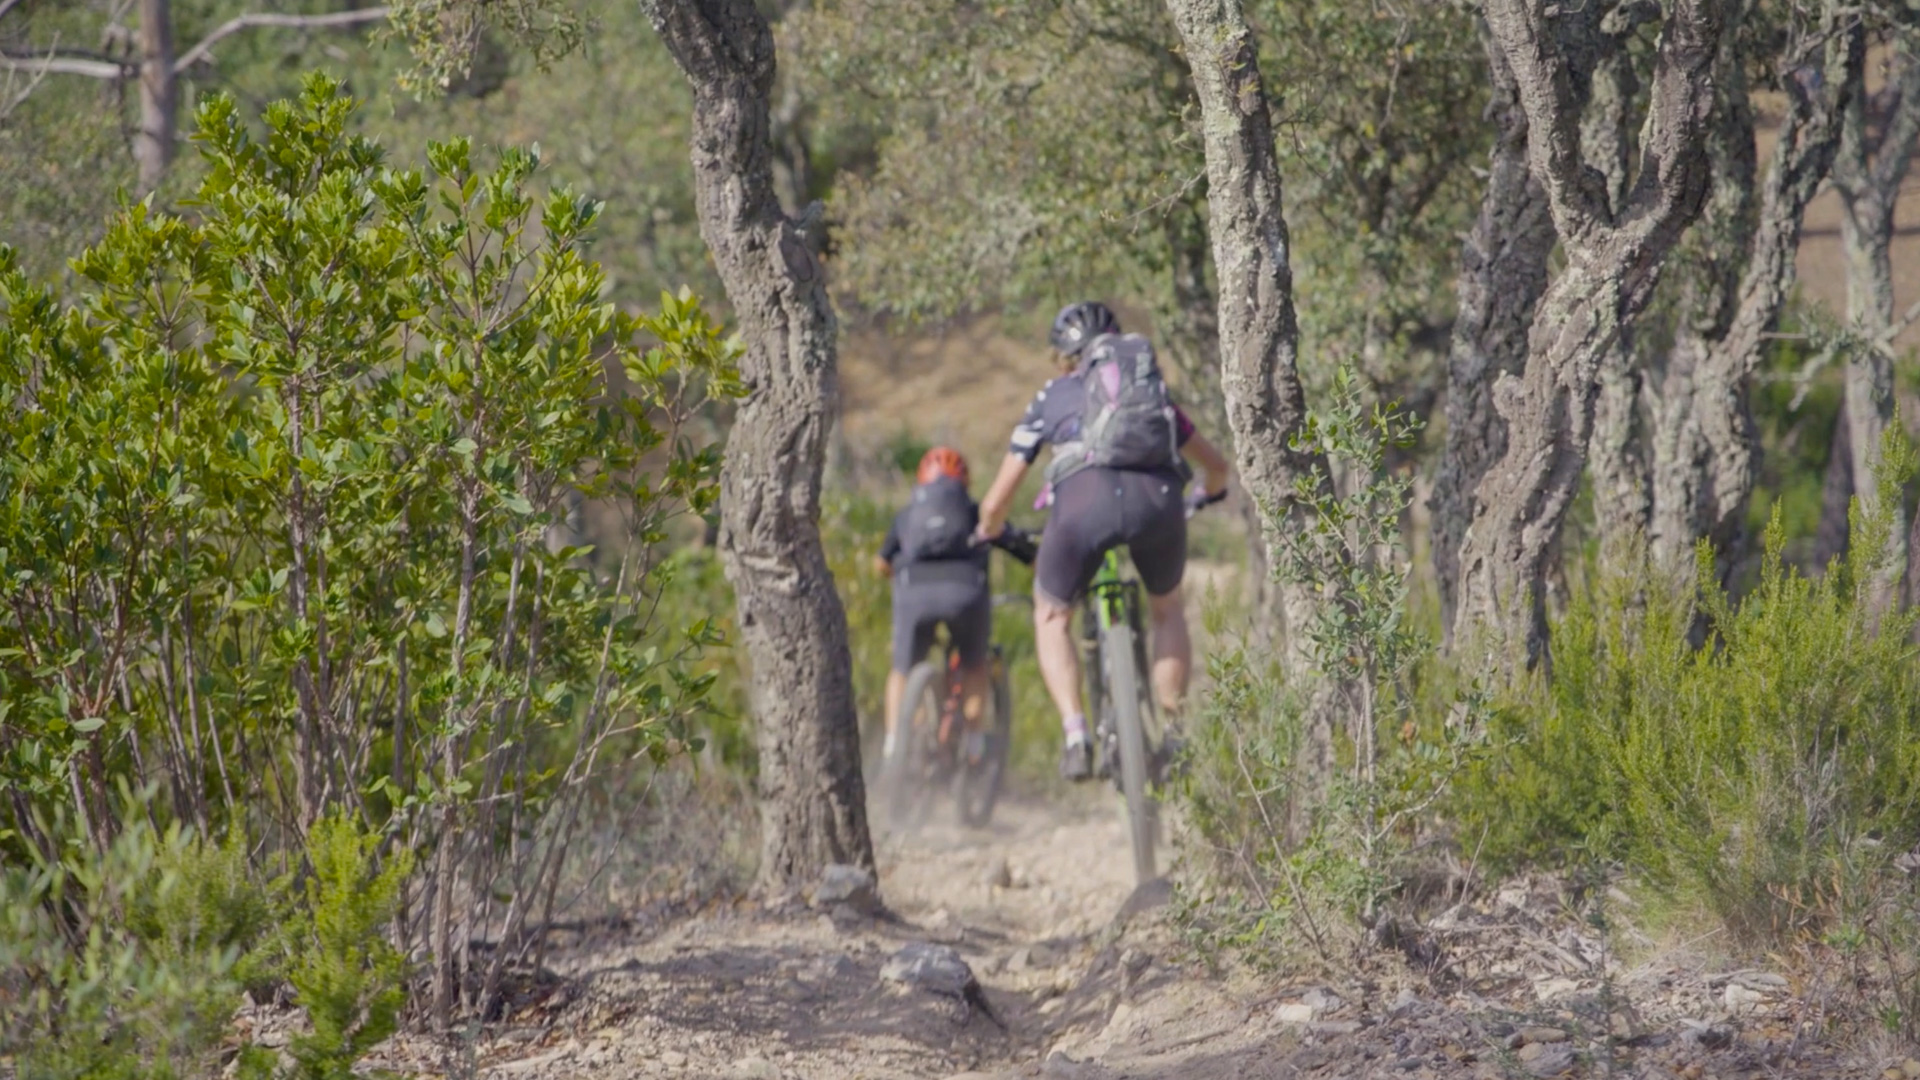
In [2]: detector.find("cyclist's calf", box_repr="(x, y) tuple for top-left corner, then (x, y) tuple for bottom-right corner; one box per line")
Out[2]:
(1033, 596), (1084, 736)
(1146, 585), (1191, 716)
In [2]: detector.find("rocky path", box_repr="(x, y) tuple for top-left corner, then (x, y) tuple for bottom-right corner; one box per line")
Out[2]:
(362, 792), (1881, 1080)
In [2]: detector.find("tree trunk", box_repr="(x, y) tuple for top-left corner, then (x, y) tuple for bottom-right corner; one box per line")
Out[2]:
(135, 0), (176, 194)
(1156, 196), (1275, 636)
(1453, 0), (1727, 665)
(1162, 0), (1333, 832)
(1687, 13), (1858, 559)
(1646, 29), (1756, 568)
(1431, 24), (1556, 642)
(1583, 36), (1652, 547)
(645, 0), (874, 890)
(1829, 34), (1920, 598)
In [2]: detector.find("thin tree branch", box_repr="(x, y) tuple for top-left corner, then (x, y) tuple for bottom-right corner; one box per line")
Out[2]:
(174, 7), (389, 73)
(0, 7), (389, 83)
(0, 53), (127, 79)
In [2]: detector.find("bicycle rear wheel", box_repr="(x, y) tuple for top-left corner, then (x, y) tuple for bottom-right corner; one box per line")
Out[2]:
(955, 659), (1013, 828)
(882, 661), (943, 831)
(1101, 623), (1157, 885)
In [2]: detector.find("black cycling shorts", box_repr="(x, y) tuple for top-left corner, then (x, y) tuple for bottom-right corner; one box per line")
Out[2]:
(890, 562), (992, 672)
(1035, 467), (1186, 607)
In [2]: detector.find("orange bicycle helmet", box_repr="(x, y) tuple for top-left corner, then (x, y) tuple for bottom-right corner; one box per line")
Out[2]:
(916, 445), (969, 487)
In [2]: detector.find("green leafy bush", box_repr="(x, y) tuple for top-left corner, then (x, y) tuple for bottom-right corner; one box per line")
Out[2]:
(0, 74), (739, 1031)
(1178, 369), (1486, 959)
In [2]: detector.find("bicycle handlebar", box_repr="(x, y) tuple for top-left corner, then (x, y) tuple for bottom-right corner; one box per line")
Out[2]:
(987, 524), (1039, 566)
(1185, 487), (1227, 519)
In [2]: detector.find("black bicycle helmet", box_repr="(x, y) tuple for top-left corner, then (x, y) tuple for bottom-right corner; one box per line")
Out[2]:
(1049, 301), (1120, 357)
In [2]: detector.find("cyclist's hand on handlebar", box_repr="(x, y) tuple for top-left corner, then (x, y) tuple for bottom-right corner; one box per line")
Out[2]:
(991, 524), (1039, 566)
(972, 519), (1006, 544)
(1185, 487), (1227, 519)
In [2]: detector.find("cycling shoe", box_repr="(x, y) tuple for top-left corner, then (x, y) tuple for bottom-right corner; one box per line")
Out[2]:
(1150, 731), (1188, 785)
(1059, 738), (1094, 782)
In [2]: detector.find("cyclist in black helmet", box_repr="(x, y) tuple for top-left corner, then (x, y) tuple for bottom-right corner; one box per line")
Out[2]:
(974, 301), (1230, 780)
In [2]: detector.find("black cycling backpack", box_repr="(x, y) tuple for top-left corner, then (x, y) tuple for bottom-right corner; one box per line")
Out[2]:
(899, 476), (978, 562)
(1045, 333), (1189, 487)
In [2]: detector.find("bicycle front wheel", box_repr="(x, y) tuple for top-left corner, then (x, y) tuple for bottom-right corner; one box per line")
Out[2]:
(1101, 622), (1157, 885)
(882, 661), (942, 832)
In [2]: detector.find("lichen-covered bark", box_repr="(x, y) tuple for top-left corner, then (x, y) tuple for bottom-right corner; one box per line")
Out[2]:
(1431, 26), (1555, 640)
(1829, 35), (1920, 591)
(136, 0), (177, 193)
(1453, 0), (1727, 663)
(646, 0), (873, 889)
(1157, 197), (1277, 632)
(1583, 33), (1652, 547)
(1692, 19), (1857, 555)
(1162, 0), (1333, 825)
(1647, 33), (1756, 567)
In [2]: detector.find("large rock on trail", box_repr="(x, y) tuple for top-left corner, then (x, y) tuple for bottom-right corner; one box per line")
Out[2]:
(881, 943), (977, 997)
(811, 863), (882, 915)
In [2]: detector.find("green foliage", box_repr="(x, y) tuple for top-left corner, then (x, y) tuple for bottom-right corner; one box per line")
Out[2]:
(800, 0), (1196, 323)
(1180, 370), (1485, 954)
(0, 791), (286, 1079)
(1455, 453), (1920, 944)
(0, 76), (738, 1034)
(384, 0), (585, 94)
(0, 0), (715, 312)
(1253, 0), (1486, 391)
(802, 0), (1481, 409)
(285, 815), (411, 1080)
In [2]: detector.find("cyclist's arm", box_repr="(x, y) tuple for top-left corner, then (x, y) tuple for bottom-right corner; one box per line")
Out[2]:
(976, 453), (1029, 540)
(876, 517), (901, 576)
(1182, 429), (1231, 498)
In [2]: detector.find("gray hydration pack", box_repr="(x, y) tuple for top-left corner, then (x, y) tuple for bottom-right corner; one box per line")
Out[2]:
(1044, 333), (1190, 488)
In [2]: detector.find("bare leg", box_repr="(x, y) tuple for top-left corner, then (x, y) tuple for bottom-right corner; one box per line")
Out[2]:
(883, 668), (907, 748)
(959, 663), (992, 729)
(1034, 596), (1083, 730)
(1147, 586), (1190, 716)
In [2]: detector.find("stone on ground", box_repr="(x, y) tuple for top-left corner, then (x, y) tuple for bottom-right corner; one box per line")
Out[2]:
(881, 942), (978, 998)
(812, 863), (882, 914)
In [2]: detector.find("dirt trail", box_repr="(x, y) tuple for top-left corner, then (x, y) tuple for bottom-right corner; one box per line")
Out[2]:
(362, 782), (1879, 1080)
(380, 793), (1273, 1080)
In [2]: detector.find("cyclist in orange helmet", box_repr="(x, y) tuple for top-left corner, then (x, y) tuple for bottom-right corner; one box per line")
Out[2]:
(875, 446), (995, 763)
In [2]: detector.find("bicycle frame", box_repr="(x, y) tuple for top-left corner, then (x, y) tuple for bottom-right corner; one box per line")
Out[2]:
(1085, 548), (1141, 634)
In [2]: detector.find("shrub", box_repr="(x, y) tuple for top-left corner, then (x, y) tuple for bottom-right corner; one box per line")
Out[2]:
(0, 74), (739, 1028)
(1178, 368), (1487, 959)
(285, 814), (411, 1080)
(1455, 456), (1920, 944)
(0, 791), (285, 1079)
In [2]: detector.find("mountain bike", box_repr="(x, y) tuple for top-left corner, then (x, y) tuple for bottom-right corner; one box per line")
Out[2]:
(879, 530), (1038, 831)
(1081, 488), (1223, 886)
